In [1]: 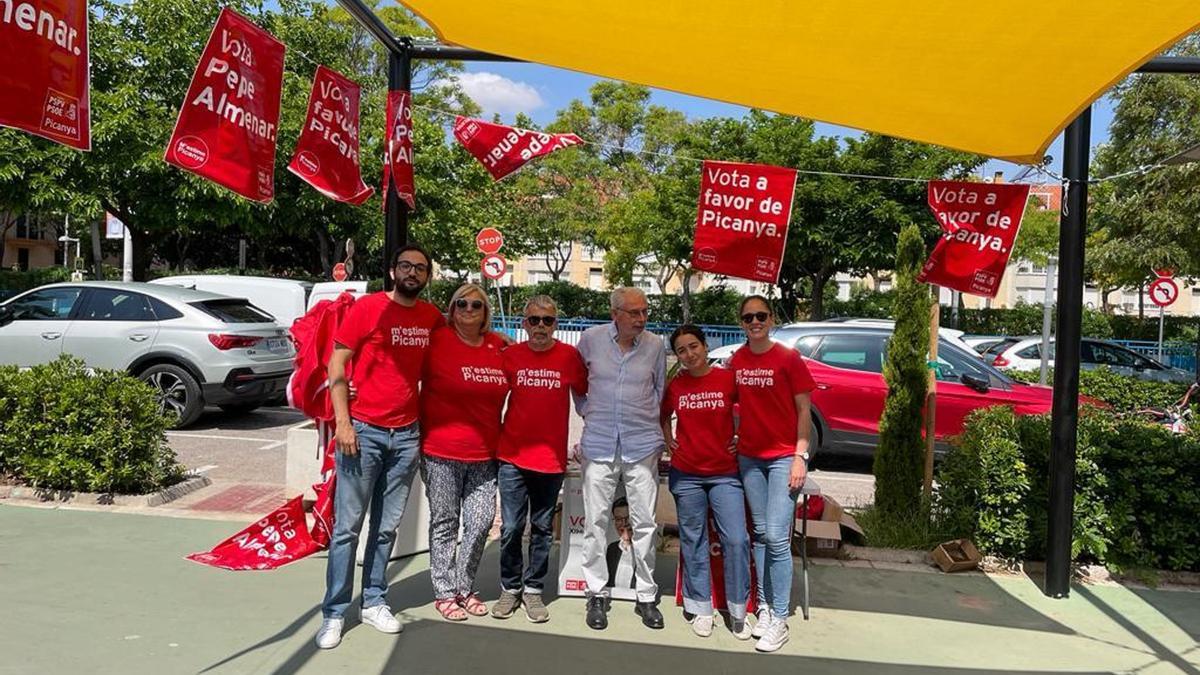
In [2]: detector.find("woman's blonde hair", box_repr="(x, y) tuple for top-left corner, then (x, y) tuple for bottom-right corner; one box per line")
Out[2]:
(448, 283), (491, 333)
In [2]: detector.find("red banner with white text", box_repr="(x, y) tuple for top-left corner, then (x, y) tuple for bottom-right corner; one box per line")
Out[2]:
(164, 8), (285, 203)
(381, 90), (415, 209)
(453, 116), (582, 181)
(0, 0), (91, 149)
(186, 495), (320, 571)
(288, 66), (373, 204)
(917, 180), (1031, 298)
(690, 160), (797, 284)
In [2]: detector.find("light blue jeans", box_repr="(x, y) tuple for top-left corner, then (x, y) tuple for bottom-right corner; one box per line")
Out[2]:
(738, 454), (798, 619)
(669, 469), (750, 620)
(321, 419), (421, 619)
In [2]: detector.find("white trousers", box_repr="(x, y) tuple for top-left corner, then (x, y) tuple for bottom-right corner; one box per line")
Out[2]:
(580, 453), (660, 603)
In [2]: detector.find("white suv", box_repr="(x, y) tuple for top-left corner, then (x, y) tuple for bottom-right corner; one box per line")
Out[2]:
(0, 281), (295, 427)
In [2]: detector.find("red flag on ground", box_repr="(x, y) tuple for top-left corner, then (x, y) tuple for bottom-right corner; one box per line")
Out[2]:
(0, 0), (91, 149)
(186, 495), (319, 570)
(453, 116), (582, 181)
(381, 90), (416, 209)
(690, 160), (797, 284)
(288, 66), (373, 205)
(164, 8), (286, 203)
(917, 180), (1032, 297)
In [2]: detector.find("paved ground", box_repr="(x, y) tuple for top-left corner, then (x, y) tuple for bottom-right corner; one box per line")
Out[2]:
(1, 503), (1196, 675)
(166, 406), (878, 513)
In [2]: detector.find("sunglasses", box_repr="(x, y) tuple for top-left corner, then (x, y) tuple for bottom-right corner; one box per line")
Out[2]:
(454, 298), (485, 310)
(741, 311), (770, 324)
(525, 315), (557, 326)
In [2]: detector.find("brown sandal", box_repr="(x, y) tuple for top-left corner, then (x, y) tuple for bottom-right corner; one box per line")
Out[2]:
(435, 598), (468, 621)
(458, 593), (488, 617)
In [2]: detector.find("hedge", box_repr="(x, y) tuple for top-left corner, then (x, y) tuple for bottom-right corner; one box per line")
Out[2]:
(0, 267), (71, 292)
(935, 405), (1200, 571)
(1006, 367), (1197, 413)
(0, 357), (184, 494)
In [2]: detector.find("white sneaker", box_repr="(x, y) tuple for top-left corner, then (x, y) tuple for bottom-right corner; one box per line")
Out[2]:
(755, 617), (789, 653)
(690, 614), (714, 638)
(361, 605), (403, 634)
(750, 607), (773, 638)
(315, 618), (344, 649)
(730, 618), (753, 641)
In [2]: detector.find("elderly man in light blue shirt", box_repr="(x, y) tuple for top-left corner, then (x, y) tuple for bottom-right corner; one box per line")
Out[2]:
(575, 286), (667, 631)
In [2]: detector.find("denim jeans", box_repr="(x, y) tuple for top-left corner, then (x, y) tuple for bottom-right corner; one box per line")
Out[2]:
(668, 468), (751, 620)
(498, 462), (564, 594)
(321, 419), (421, 619)
(738, 454), (798, 619)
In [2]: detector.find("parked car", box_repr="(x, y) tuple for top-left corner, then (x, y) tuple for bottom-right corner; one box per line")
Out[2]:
(709, 323), (1057, 458)
(989, 336), (1196, 383)
(962, 334), (1012, 355)
(824, 317), (980, 356)
(0, 281), (295, 427)
(150, 275), (312, 328)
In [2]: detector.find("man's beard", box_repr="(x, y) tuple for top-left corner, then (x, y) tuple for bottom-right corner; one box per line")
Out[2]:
(395, 278), (424, 299)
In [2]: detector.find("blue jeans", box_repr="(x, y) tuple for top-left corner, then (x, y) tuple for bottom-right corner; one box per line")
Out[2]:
(669, 469), (751, 620)
(498, 462), (564, 594)
(738, 454), (798, 619)
(321, 419), (421, 619)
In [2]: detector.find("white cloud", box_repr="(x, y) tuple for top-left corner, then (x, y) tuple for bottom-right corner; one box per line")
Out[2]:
(450, 72), (545, 117)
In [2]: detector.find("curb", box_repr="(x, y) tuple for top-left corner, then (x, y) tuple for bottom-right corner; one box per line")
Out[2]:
(0, 475), (211, 508)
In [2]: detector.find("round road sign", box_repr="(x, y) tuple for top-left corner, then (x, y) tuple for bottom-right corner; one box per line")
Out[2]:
(1149, 276), (1178, 307)
(332, 262), (348, 282)
(481, 253), (507, 280)
(476, 227), (504, 255)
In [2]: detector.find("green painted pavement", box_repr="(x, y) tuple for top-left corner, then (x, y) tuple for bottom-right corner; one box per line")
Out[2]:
(0, 503), (1197, 675)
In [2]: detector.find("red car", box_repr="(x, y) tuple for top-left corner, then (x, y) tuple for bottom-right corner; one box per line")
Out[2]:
(712, 323), (1056, 458)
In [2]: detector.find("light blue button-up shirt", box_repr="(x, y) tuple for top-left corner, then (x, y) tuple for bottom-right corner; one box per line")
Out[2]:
(576, 322), (667, 463)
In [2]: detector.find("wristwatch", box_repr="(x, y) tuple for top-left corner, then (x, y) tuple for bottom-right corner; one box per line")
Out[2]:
(796, 451), (811, 461)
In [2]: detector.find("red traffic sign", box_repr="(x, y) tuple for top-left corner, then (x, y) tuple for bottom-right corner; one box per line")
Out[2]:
(1149, 276), (1179, 307)
(481, 253), (507, 280)
(332, 262), (347, 282)
(1152, 267), (1175, 279)
(476, 227), (504, 254)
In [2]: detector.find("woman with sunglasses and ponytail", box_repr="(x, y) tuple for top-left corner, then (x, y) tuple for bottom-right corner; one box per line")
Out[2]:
(728, 295), (815, 653)
(421, 283), (510, 621)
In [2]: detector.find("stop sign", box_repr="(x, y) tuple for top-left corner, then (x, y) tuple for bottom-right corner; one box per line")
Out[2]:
(476, 227), (503, 254)
(332, 262), (347, 281)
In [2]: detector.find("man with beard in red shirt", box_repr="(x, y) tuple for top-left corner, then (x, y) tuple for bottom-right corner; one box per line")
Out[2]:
(315, 244), (444, 650)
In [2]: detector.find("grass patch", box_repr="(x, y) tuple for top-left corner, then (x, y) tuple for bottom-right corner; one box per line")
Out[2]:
(854, 502), (962, 551)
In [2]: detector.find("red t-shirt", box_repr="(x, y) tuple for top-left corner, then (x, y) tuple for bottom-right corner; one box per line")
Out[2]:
(333, 292), (444, 429)
(730, 343), (816, 460)
(662, 367), (738, 476)
(498, 341), (588, 474)
(421, 327), (510, 462)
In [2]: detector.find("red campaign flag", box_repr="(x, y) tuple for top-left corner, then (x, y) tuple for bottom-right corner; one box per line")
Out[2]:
(381, 90), (416, 209)
(287, 66), (373, 205)
(917, 180), (1032, 298)
(164, 8), (286, 203)
(186, 495), (320, 571)
(690, 160), (798, 284)
(0, 0), (91, 149)
(453, 116), (582, 181)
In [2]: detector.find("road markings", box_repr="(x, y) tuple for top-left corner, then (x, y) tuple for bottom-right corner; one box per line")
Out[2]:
(257, 440), (287, 451)
(166, 432), (277, 443)
(190, 464), (219, 475)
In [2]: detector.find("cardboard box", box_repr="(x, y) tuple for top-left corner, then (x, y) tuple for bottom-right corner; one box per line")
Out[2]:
(931, 539), (982, 573)
(793, 495), (865, 558)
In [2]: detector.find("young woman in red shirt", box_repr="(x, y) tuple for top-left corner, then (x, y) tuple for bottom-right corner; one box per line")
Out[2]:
(420, 283), (510, 621)
(661, 325), (752, 641)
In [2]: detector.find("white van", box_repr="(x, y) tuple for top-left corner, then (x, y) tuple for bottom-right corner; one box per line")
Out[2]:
(150, 275), (311, 328)
(307, 281), (368, 311)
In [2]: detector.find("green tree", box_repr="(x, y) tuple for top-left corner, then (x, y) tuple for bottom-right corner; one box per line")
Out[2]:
(873, 224), (931, 520)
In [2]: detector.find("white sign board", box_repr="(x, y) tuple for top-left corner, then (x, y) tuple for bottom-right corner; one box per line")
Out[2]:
(557, 473), (653, 602)
(105, 212), (125, 239)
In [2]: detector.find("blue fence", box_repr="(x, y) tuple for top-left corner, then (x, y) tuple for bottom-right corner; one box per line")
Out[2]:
(1111, 339), (1198, 374)
(492, 317), (746, 349)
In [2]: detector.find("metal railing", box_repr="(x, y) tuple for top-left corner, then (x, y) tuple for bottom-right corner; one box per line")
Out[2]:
(491, 317), (746, 349)
(1111, 339), (1198, 374)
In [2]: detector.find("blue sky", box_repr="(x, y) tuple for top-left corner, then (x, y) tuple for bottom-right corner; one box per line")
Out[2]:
(450, 61), (1117, 182)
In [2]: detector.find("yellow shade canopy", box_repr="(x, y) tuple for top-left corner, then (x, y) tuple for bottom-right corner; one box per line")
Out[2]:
(398, 1), (1200, 163)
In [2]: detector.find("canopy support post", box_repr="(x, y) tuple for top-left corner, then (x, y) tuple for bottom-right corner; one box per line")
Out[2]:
(383, 46), (412, 291)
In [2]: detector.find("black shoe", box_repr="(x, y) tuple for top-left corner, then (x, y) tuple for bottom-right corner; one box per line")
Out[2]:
(635, 601), (664, 629)
(586, 596), (608, 630)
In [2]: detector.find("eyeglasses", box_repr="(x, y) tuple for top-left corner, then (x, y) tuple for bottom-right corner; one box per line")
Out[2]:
(741, 311), (770, 324)
(394, 261), (429, 275)
(525, 315), (557, 326)
(618, 307), (650, 318)
(454, 298), (485, 310)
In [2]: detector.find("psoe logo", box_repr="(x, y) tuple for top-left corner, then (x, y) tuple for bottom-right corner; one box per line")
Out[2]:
(694, 247), (718, 268)
(294, 151), (320, 177)
(174, 136), (210, 169)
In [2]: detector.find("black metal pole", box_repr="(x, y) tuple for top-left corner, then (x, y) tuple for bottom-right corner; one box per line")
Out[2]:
(382, 47), (412, 292)
(1046, 106), (1091, 598)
